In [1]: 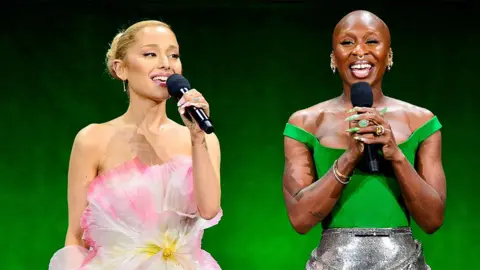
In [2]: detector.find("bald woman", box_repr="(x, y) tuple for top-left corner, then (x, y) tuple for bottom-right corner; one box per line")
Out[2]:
(282, 10), (444, 269)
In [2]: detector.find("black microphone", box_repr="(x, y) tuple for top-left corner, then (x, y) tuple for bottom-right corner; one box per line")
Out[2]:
(351, 82), (380, 173)
(166, 74), (214, 134)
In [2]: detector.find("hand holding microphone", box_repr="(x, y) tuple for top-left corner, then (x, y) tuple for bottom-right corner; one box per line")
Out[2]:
(166, 74), (215, 135)
(345, 82), (404, 173)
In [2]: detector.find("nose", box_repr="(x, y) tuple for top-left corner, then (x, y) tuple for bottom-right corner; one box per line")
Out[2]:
(158, 55), (170, 70)
(352, 44), (368, 59)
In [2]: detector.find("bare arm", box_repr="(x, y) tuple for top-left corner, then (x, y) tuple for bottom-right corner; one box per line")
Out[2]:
(191, 133), (221, 220)
(65, 125), (101, 247)
(176, 89), (221, 220)
(392, 130), (446, 234)
(283, 113), (359, 234)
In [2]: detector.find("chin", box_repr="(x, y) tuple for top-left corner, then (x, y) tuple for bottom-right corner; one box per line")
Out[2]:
(348, 77), (375, 85)
(136, 88), (169, 102)
(346, 72), (379, 86)
(152, 93), (170, 101)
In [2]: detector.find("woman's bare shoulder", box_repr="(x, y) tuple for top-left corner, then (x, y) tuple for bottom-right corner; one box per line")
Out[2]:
(287, 98), (340, 133)
(73, 119), (120, 151)
(386, 97), (436, 130)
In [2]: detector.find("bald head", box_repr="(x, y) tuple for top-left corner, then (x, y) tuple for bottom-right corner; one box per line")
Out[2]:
(333, 10), (391, 46)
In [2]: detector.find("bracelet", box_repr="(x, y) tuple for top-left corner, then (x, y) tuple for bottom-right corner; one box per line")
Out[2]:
(333, 159), (351, 185)
(334, 159), (352, 179)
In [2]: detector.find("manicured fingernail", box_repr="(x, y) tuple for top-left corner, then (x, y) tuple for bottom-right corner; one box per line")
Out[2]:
(379, 107), (388, 115)
(345, 114), (360, 121)
(353, 136), (365, 142)
(177, 97), (184, 106)
(347, 107), (358, 113)
(346, 127), (360, 133)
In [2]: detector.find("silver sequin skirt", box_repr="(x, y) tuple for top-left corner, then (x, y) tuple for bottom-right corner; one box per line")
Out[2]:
(306, 227), (431, 270)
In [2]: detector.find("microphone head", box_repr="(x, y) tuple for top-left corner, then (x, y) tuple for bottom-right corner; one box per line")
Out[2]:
(166, 74), (191, 98)
(351, 82), (373, 108)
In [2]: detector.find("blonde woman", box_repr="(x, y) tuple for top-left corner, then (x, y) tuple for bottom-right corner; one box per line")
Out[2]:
(49, 20), (222, 269)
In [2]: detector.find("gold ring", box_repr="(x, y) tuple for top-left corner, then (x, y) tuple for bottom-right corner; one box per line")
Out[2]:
(358, 55), (364, 60)
(375, 125), (385, 136)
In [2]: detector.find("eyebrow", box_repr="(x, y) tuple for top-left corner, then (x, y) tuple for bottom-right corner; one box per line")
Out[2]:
(337, 30), (381, 40)
(141, 44), (179, 50)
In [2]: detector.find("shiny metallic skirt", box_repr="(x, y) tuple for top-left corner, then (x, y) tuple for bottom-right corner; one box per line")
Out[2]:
(306, 228), (430, 270)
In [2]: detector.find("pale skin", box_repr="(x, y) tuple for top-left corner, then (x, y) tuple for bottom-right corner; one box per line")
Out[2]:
(283, 10), (446, 235)
(65, 25), (221, 248)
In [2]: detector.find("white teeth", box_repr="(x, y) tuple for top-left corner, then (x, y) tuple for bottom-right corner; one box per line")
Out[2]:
(351, 64), (372, 69)
(152, 76), (168, 81)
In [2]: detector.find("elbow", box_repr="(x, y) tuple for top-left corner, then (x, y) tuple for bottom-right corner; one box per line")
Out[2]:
(422, 216), (444, 234)
(422, 223), (443, 235)
(289, 214), (314, 235)
(198, 206), (221, 220)
(293, 226), (310, 235)
(420, 207), (445, 234)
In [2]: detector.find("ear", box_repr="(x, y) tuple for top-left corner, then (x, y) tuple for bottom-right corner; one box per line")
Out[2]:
(113, 60), (128, 81)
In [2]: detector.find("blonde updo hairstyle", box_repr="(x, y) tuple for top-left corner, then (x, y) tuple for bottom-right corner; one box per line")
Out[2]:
(105, 20), (171, 80)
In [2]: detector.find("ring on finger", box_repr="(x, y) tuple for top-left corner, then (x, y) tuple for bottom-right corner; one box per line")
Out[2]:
(191, 97), (202, 102)
(375, 125), (385, 136)
(358, 119), (369, 128)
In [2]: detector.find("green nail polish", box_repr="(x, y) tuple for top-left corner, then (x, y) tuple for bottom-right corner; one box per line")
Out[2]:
(347, 107), (357, 113)
(346, 127), (360, 133)
(345, 114), (360, 121)
(379, 107), (388, 115)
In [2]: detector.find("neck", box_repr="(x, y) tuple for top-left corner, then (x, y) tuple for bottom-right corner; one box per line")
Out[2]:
(122, 91), (169, 129)
(340, 82), (386, 109)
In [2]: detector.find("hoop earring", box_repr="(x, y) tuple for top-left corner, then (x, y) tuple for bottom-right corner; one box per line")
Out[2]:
(387, 48), (393, 71)
(330, 52), (336, 74)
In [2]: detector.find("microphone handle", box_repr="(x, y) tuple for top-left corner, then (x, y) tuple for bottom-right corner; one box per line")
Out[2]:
(177, 87), (214, 134)
(364, 144), (380, 173)
(185, 106), (214, 134)
(356, 110), (380, 173)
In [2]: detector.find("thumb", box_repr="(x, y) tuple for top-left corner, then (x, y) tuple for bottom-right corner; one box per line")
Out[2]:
(358, 142), (365, 153)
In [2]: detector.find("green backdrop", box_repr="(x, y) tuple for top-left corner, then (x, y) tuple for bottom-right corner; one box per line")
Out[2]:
(1, 2), (477, 269)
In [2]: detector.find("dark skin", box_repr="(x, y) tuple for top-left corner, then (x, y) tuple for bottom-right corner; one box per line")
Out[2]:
(283, 10), (446, 235)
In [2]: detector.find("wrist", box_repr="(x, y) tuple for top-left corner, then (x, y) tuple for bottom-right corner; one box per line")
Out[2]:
(343, 150), (360, 166)
(339, 151), (359, 175)
(191, 133), (206, 146)
(390, 151), (407, 164)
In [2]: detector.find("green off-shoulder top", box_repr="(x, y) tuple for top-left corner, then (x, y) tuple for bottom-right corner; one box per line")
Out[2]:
(283, 116), (442, 229)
